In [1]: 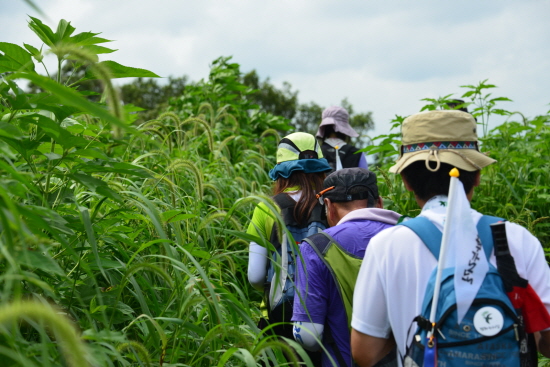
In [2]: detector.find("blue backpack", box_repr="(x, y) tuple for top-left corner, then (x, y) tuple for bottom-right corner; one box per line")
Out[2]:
(401, 215), (523, 367)
(265, 193), (327, 325)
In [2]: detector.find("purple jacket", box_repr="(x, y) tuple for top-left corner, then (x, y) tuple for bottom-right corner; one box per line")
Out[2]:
(292, 208), (400, 366)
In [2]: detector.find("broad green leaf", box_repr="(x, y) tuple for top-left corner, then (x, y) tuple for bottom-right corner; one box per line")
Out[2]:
(20, 204), (75, 241)
(489, 97), (513, 103)
(55, 19), (76, 42)
(17, 250), (64, 276)
(70, 173), (123, 202)
(33, 101), (84, 122)
(91, 305), (108, 313)
(7, 72), (132, 132)
(0, 135), (41, 161)
(28, 16), (56, 47)
(115, 302), (134, 315)
(161, 210), (197, 223)
(23, 43), (43, 62)
(74, 162), (152, 178)
(78, 90), (101, 96)
(43, 152), (63, 160)
(70, 32), (111, 46)
(0, 160), (40, 197)
(191, 249), (211, 260)
(0, 122), (24, 139)
(29, 114), (90, 149)
(88, 258), (124, 270)
(84, 60), (160, 80)
(123, 104), (145, 113)
(0, 42), (35, 73)
(71, 148), (110, 160)
(83, 45), (117, 55)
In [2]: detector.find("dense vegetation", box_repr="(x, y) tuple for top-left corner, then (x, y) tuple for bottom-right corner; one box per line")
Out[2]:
(1, 16), (549, 367)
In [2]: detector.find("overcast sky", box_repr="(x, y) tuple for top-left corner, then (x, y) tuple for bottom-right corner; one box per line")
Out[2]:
(3, 0), (549, 138)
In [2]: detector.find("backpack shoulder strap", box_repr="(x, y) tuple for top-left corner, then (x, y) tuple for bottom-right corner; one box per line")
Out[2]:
(273, 192), (295, 208)
(400, 215), (505, 260)
(338, 143), (354, 154)
(305, 232), (332, 255)
(272, 193), (296, 225)
(272, 193), (326, 227)
(400, 217), (442, 259)
(304, 232), (360, 367)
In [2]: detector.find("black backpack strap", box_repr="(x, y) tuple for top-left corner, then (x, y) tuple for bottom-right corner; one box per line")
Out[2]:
(305, 232), (332, 254)
(272, 193), (326, 227)
(476, 215), (504, 258)
(272, 193), (298, 225)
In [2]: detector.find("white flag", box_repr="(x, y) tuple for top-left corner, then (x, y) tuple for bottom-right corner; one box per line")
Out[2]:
(448, 178), (489, 324)
(335, 145), (343, 171)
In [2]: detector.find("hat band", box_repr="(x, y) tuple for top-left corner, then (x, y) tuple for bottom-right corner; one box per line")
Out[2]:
(401, 141), (478, 154)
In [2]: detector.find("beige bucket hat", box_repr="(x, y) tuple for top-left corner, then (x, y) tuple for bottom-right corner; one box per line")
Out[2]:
(389, 110), (496, 173)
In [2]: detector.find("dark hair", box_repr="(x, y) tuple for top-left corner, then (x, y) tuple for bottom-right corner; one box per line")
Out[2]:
(401, 161), (478, 201)
(274, 171), (326, 226)
(322, 125), (349, 142)
(445, 99), (469, 113)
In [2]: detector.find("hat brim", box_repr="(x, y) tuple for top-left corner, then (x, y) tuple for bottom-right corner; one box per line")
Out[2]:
(389, 149), (496, 173)
(316, 118), (359, 138)
(269, 158), (332, 180)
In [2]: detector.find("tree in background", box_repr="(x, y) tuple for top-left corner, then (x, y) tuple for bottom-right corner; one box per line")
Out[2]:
(119, 76), (187, 121)
(242, 70), (298, 120)
(88, 64), (375, 145)
(241, 70), (375, 147)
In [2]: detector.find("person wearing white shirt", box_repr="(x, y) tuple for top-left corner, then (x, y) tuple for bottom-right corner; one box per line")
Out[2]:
(350, 110), (550, 367)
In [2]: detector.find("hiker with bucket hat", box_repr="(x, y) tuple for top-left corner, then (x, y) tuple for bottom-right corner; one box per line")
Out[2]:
(292, 167), (400, 367)
(316, 106), (368, 172)
(247, 132), (331, 363)
(350, 110), (550, 366)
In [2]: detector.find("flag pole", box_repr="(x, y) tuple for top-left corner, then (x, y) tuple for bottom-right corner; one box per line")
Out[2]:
(427, 167), (460, 336)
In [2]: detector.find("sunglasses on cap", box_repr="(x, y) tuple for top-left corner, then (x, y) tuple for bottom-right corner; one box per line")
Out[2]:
(316, 186), (335, 205)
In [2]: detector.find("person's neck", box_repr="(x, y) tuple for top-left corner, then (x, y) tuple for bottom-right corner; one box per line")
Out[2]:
(416, 191), (474, 209)
(416, 196), (428, 209)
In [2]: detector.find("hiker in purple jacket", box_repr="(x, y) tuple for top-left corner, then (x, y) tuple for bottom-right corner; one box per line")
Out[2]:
(292, 168), (400, 366)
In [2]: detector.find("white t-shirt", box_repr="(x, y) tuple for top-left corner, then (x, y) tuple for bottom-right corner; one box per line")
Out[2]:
(351, 196), (550, 363)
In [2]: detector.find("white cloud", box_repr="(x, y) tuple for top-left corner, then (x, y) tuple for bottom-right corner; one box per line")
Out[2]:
(2, 0), (549, 140)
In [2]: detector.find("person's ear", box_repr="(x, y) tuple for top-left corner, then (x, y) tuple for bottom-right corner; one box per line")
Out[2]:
(324, 198), (336, 226)
(324, 198), (331, 216)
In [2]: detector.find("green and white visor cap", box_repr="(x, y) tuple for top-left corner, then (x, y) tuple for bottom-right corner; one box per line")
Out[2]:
(276, 132), (323, 163)
(389, 110), (496, 173)
(269, 132), (332, 180)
